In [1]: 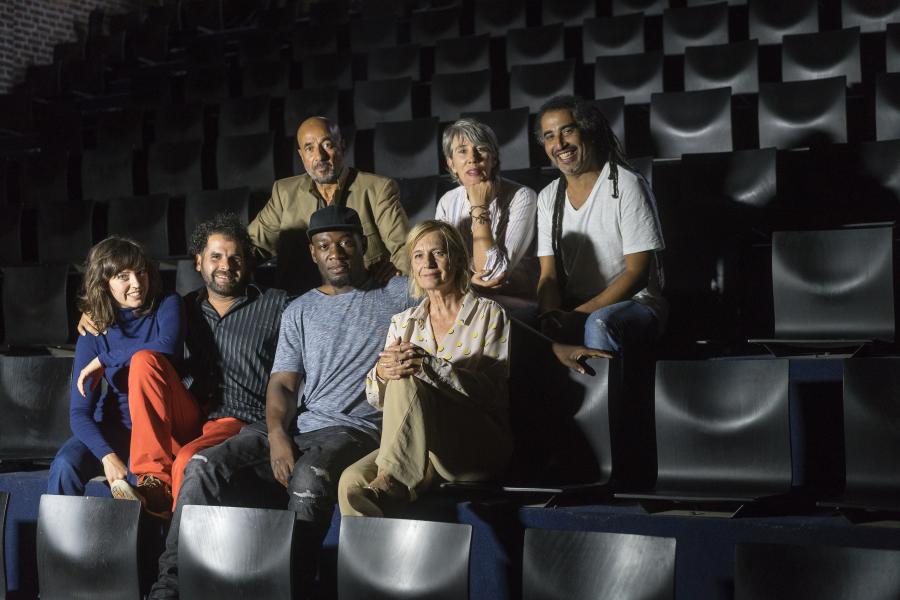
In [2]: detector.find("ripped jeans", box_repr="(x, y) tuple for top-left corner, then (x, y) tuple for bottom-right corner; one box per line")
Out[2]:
(150, 422), (377, 599)
(583, 300), (658, 356)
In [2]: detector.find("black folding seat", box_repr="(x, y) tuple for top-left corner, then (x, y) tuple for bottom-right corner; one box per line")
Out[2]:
(542, 0), (596, 27)
(592, 96), (627, 149)
(301, 53), (353, 90)
(95, 107), (144, 150)
(431, 69), (492, 123)
(850, 139), (900, 210)
(18, 150), (70, 206)
(509, 60), (575, 112)
(747, 0), (819, 46)
(506, 24), (565, 69)
(523, 530), (676, 600)
(237, 31), (283, 65)
(501, 167), (557, 196)
(462, 107), (530, 170)
(153, 103), (205, 143)
(367, 44), (422, 81)
(37, 203), (94, 265)
(888, 22), (900, 73)
(176, 258), (204, 295)
(410, 5), (461, 45)
(434, 34), (491, 74)
(183, 64), (231, 104)
(240, 60), (290, 98)
(81, 147), (134, 201)
(353, 77), (413, 130)
(582, 14), (645, 62)
(216, 132), (276, 195)
(1, 264), (69, 347)
(663, 3), (729, 55)
(650, 87), (732, 158)
(106, 194), (171, 259)
(876, 72), (900, 142)
(283, 87), (340, 135)
(749, 226), (894, 351)
(474, 0), (526, 36)
(374, 117), (439, 180)
(735, 543), (900, 600)
(684, 39), (759, 94)
(595, 52), (663, 104)
(179, 505), (294, 600)
(147, 140), (204, 196)
(397, 176), (448, 226)
(217, 95), (272, 136)
(841, 0), (900, 33)
(611, 0), (667, 16)
(184, 187), (250, 246)
(782, 27), (861, 85)
(0, 204), (22, 266)
(338, 517), (472, 600)
(758, 76), (847, 150)
(37, 495), (142, 600)
(0, 355), (73, 461)
(350, 17), (398, 52)
(617, 359), (796, 506)
(181, 0), (224, 32)
(291, 22), (340, 60)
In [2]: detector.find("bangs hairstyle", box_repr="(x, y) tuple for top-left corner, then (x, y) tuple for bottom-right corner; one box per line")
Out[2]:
(78, 236), (163, 332)
(441, 118), (501, 183)
(405, 220), (471, 299)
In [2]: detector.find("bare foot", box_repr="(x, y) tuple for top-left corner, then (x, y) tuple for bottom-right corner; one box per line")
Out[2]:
(551, 343), (613, 374)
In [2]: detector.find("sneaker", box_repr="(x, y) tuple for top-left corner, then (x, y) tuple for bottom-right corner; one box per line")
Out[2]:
(135, 475), (173, 518)
(110, 479), (141, 502)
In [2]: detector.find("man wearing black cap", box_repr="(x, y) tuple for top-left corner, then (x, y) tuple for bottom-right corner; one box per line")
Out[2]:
(150, 205), (413, 599)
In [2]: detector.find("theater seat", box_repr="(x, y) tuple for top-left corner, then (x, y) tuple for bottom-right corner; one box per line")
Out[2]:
(506, 24), (565, 69)
(184, 188), (250, 246)
(218, 95), (272, 137)
(650, 87), (733, 158)
(876, 73), (900, 142)
(434, 34), (490, 74)
(748, 0), (819, 46)
(592, 96), (626, 149)
(595, 52), (663, 104)
(367, 43), (421, 82)
(147, 139), (204, 196)
(37, 203), (93, 265)
(1, 264), (70, 348)
(841, 0), (900, 33)
(662, 3), (729, 55)
(735, 543), (900, 600)
(338, 516), (471, 600)
(582, 14), (645, 62)
(183, 64), (231, 104)
(611, 0), (667, 17)
(176, 259), (204, 296)
(888, 23), (900, 73)
(179, 505), (294, 600)
(758, 76), (847, 149)
(37, 495), (141, 600)
(684, 40), (759, 94)
(782, 27), (861, 85)
(509, 60), (575, 112)
(431, 69), (492, 123)
(0, 355), (73, 462)
(106, 194), (171, 259)
(240, 60), (290, 98)
(0, 204), (22, 266)
(350, 17), (398, 52)
(543, 0), (596, 26)
(353, 77), (412, 130)
(153, 103), (204, 144)
(410, 5), (461, 45)
(216, 132), (275, 195)
(461, 107), (531, 171)
(373, 117), (439, 180)
(397, 176), (447, 227)
(81, 147), (134, 201)
(523, 529), (676, 600)
(18, 150), (70, 206)
(301, 53), (352, 91)
(283, 87), (339, 135)
(474, 0), (526, 36)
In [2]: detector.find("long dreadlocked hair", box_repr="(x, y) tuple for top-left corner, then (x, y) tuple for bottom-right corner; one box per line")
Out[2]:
(534, 95), (634, 290)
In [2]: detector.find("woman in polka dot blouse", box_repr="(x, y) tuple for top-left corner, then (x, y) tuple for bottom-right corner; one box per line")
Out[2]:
(338, 220), (513, 517)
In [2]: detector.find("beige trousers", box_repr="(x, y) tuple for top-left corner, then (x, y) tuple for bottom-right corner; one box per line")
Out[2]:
(338, 376), (512, 516)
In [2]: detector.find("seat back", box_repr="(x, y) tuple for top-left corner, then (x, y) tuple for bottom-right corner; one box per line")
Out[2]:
(179, 505), (294, 600)
(523, 529), (675, 600)
(842, 358), (900, 499)
(301, 53), (352, 90)
(0, 355), (72, 461)
(506, 24), (565, 69)
(654, 359), (793, 496)
(398, 176), (450, 227)
(368, 44), (421, 81)
(684, 40), (759, 94)
(583, 14), (645, 62)
(154, 103), (204, 143)
(758, 76), (847, 149)
(349, 17), (398, 52)
(474, 0), (525, 36)
(461, 108), (530, 171)
(876, 73), (900, 142)
(106, 195), (170, 259)
(748, 0), (819, 45)
(218, 95), (272, 136)
(37, 495), (141, 600)
(284, 87), (339, 136)
(353, 77), (412, 130)
(509, 60), (575, 112)
(338, 516), (471, 600)
(612, 0), (667, 16)
(650, 87), (732, 158)
(782, 27), (861, 85)
(595, 52), (663, 104)
(37, 202), (94, 265)
(662, 3), (729, 55)
(592, 96), (626, 149)
(184, 187), (250, 246)
(148, 139), (204, 196)
(183, 64), (230, 104)
(434, 34), (490, 74)
(735, 543), (900, 600)
(841, 0), (900, 32)
(1, 265), (69, 347)
(543, 0), (596, 26)
(240, 60), (290, 97)
(19, 150), (69, 207)
(888, 23), (900, 73)
(374, 117), (439, 179)
(410, 6), (461, 45)
(772, 227), (894, 341)
(431, 70), (492, 123)
(216, 132), (275, 194)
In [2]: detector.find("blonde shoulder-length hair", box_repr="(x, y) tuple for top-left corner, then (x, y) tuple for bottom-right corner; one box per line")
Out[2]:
(78, 236), (163, 332)
(405, 220), (471, 299)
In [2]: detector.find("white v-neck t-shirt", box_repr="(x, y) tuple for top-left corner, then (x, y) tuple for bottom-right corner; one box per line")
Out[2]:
(536, 163), (666, 322)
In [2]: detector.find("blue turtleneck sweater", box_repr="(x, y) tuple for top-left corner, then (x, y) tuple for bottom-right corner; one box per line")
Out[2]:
(69, 293), (185, 460)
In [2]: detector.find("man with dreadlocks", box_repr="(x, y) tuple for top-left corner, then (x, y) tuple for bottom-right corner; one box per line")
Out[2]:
(534, 95), (666, 365)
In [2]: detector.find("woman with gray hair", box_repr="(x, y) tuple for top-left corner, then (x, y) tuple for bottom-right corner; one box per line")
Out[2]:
(435, 117), (538, 306)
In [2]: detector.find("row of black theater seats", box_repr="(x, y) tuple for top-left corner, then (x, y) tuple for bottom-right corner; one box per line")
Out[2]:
(15, 492), (900, 599)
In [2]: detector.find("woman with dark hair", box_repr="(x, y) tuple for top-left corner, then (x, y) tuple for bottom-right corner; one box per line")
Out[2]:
(337, 220), (513, 517)
(436, 117), (538, 307)
(47, 237), (185, 496)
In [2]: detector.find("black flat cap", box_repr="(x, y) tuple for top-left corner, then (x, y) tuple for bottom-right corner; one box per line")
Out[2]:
(307, 205), (364, 239)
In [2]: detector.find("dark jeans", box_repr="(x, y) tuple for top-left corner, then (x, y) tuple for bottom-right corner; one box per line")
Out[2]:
(149, 422), (377, 599)
(47, 430), (133, 496)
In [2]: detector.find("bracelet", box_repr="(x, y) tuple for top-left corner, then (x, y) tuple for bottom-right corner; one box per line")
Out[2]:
(469, 206), (490, 225)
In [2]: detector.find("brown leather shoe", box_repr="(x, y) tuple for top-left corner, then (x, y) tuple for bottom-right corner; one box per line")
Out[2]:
(135, 475), (173, 519)
(346, 486), (385, 517)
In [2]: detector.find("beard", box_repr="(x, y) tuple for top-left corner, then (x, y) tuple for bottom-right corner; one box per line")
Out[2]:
(204, 269), (246, 296)
(309, 161), (338, 184)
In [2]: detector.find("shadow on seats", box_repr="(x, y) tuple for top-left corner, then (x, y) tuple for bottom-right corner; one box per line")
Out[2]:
(374, 117), (439, 180)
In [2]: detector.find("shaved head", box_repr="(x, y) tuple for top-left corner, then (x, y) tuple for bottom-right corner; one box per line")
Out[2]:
(296, 117), (345, 184)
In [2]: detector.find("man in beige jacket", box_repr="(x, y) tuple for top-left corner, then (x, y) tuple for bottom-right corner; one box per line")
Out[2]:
(248, 116), (410, 292)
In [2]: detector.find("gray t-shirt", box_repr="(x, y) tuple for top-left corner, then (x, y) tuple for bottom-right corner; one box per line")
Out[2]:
(271, 276), (413, 439)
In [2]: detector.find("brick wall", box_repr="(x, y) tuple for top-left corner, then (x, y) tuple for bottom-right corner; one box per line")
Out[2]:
(0, 0), (146, 94)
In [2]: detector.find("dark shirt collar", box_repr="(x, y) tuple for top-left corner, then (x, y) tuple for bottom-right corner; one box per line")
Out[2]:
(194, 283), (262, 317)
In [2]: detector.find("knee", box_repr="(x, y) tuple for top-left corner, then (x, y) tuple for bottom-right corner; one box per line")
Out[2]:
(128, 350), (166, 382)
(384, 376), (426, 408)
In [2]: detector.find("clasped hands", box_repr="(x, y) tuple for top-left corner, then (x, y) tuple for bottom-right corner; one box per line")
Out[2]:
(376, 337), (428, 380)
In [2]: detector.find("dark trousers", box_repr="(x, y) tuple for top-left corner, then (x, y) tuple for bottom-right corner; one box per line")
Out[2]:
(149, 422), (377, 599)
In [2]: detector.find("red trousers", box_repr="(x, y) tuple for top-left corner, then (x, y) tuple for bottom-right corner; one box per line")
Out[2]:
(127, 350), (245, 506)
